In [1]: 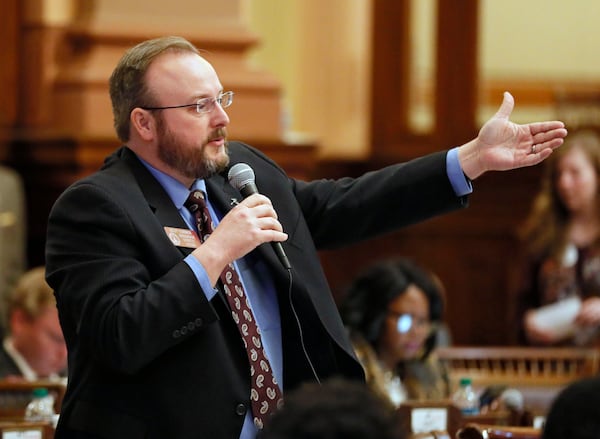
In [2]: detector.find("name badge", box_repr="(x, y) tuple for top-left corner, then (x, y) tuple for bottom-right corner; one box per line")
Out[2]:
(164, 226), (201, 249)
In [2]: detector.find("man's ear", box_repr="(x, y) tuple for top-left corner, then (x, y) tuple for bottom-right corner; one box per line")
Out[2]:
(130, 108), (156, 142)
(9, 309), (30, 335)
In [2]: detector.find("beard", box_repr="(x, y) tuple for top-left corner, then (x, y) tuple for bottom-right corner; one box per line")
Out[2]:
(156, 115), (230, 180)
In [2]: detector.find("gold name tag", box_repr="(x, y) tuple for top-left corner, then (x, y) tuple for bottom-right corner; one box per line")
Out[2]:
(164, 226), (201, 249)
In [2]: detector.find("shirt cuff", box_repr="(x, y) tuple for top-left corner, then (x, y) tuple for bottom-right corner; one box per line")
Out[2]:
(184, 254), (219, 301)
(447, 147), (473, 197)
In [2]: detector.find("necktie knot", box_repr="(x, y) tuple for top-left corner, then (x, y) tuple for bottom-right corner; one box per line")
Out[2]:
(185, 190), (211, 239)
(185, 189), (206, 209)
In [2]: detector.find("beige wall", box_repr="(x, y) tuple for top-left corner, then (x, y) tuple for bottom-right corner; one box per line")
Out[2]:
(38, 0), (600, 158)
(248, 0), (600, 157)
(246, 0), (372, 159)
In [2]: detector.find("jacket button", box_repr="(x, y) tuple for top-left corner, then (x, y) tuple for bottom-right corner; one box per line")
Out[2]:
(180, 326), (188, 335)
(188, 322), (195, 331)
(235, 403), (247, 416)
(195, 317), (203, 327)
(172, 330), (181, 338)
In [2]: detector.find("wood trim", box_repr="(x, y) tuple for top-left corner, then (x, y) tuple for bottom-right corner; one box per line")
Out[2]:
(434, 0), (479, 145)
(0, 0), (19, 128)
(370, 0), (412, 153)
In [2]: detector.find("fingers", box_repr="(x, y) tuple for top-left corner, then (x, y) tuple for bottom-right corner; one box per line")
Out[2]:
(529, 121), (566, 135)
(493, 91), (515, 120)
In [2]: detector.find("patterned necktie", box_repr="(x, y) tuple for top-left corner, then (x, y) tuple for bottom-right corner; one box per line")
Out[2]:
(184, 190), (283, 429)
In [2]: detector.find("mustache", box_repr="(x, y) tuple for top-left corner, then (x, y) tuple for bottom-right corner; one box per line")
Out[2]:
(207, 127), (228, 143)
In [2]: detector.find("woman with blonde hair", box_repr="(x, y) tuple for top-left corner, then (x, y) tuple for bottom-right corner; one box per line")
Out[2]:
(514, 129), (600, 346)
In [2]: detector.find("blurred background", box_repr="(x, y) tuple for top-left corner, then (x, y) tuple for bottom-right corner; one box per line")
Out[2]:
(2, 0), (600, 346)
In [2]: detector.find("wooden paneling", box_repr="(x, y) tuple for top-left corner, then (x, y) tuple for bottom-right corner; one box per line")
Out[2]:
(0, 0), (19, 129)
(318, 162), (544, 346)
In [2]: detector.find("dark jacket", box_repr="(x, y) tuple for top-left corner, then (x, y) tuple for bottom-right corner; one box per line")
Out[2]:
(45, 142), (466, 439)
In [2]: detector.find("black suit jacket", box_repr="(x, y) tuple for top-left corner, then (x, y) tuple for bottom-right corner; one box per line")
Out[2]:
(45, 142), (466, 439)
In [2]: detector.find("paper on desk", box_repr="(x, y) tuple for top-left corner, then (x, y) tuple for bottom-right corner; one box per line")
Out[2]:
(530, 295), (581, 338)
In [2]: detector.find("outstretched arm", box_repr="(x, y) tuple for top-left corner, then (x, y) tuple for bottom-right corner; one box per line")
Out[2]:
(458, 91), (568, 179)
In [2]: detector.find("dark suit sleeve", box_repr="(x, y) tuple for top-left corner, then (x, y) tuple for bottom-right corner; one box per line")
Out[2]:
(46, 181), (219, 374)
(291, 150), (467, 249)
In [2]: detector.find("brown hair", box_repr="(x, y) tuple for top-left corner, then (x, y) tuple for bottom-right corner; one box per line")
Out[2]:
(519, 129), (600, 259)
(8, 267), (55, 320)
(109, 36), (199, 142)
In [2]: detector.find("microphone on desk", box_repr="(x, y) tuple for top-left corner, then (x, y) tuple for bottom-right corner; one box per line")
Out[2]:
(227, 163), (292, 270)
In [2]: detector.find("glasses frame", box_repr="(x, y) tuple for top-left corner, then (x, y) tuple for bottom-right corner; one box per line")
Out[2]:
(141, 91), (234, 114)
(387, 310), (432, 334)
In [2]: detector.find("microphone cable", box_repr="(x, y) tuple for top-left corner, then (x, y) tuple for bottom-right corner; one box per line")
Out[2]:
(286, 267), (321, 385)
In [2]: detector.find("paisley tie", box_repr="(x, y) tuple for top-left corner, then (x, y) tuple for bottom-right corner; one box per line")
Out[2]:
(184, 190), (283, 429)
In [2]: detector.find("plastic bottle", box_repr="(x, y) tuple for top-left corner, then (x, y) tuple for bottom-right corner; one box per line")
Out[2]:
(24, 387), (55, 422)
(452, 377), (479, 415)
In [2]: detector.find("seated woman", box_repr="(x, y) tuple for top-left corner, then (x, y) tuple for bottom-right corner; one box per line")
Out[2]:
(513, 130), (600, 346)
(339, 258), (450, 407)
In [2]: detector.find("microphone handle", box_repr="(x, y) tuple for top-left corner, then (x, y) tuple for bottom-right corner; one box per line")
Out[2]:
(240, 183), (291, 270)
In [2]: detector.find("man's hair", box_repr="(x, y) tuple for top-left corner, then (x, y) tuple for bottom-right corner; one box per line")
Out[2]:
(109, 36), (200, 142)
(258, 378), (404, 439)
(8, 267), (55, 321)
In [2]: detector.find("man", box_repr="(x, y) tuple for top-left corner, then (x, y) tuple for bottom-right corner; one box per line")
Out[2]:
(45, 36), (567, 439)
(0, 266), (67, 381)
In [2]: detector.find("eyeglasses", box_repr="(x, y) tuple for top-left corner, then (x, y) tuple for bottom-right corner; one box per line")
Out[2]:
(387, 311), (431, 334)
(141, 91), (234, 114)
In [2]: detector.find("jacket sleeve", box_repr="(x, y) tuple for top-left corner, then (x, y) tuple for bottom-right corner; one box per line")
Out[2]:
(45, 181), (219, 374)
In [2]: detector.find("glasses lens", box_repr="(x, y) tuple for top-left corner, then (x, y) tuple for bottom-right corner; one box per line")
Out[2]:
(196, 98), (212, 114)
(220, 92), (234, 108)
(396, 314), (414, 333)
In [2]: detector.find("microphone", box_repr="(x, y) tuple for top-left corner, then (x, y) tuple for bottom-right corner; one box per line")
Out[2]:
(227, 163), (291, 270)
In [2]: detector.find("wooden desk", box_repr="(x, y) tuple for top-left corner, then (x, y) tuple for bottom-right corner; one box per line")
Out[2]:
(0, 420), (54, 439)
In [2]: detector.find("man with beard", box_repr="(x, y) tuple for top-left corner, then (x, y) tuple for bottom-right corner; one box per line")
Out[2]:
(45, 36), (567, 439)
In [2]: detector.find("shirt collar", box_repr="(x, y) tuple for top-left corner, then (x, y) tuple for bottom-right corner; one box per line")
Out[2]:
(3, 336), (38, 381)
(137, 157), (207, 208)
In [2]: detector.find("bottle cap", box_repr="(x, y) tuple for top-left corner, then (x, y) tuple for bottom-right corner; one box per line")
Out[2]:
(459, 377), (472, 386)
(32, 387), (49, 398)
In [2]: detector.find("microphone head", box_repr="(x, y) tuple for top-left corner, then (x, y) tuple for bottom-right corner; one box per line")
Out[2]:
(500, 388), (524, 411)
(228, 163), (255, 191)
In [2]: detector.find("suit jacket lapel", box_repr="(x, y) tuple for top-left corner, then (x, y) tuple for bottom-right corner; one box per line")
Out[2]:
(120, 147), (194, 256)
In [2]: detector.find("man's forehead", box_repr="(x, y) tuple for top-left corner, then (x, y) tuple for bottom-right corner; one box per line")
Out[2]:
(146, 52), (220, 94)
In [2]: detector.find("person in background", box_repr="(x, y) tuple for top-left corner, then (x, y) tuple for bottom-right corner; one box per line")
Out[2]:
(44, 35), (566, 439)
(0, 165), (26, 334)
(513, 130), (600, 346)
(339, 258), (450, 406)
(0, 266), (67, 381)
(257, 378), (404, 439)
(542, 375), (600, 439)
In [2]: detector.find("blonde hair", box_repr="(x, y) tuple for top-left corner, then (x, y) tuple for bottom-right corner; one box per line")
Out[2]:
(519, 129), (600, 259)
(7, 267), (55, 320)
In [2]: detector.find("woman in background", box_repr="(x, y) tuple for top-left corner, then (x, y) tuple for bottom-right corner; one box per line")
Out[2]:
(339, 258), (450, 407)
(514, 129), (600, 346)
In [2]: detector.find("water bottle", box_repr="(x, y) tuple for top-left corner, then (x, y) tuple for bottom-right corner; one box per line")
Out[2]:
(452, 377), (479, 416)
(24, 387), (55, 422)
